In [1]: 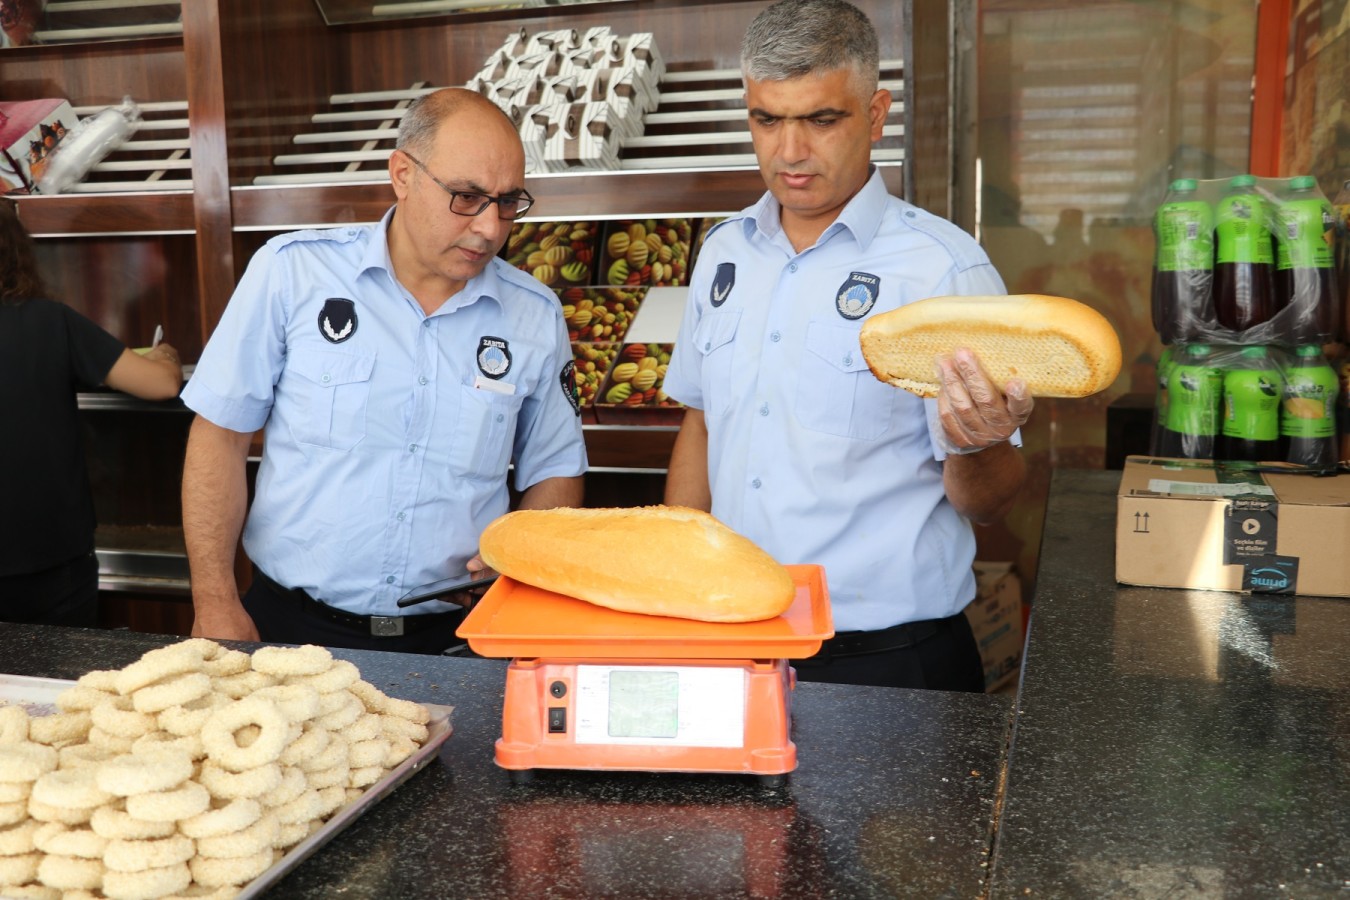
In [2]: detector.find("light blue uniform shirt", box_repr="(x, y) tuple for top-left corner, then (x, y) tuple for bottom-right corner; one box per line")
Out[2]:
(183, 209), (587, 617)
(664, 169), (1009, 632)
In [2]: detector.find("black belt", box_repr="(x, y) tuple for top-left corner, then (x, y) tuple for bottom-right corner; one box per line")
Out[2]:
(815, 615), (951, 660)
(252, 568), (463, 638)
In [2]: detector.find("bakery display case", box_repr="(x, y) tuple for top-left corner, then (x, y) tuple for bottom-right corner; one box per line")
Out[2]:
(5, 0), (959, 627)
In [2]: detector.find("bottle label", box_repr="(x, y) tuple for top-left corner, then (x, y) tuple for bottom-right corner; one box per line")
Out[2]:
(1275, 199), (1336, 270)
(1222, 371), (1282, 440)
(1281, 368), (1339, 438)
(1216, 196), (1274, 264)
(1167, 364), (1223, 436)
(1155, 203), (1214, 272)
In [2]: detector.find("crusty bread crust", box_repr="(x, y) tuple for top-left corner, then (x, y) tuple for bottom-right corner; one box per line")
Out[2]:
(478, 506), (796, 623)
(858, 294), (1122, 398)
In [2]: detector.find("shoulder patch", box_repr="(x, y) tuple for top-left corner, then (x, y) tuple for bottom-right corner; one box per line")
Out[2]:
(493, 258), (561, 307)
(894, 202), (991, 272)
(268, 225), (366, 252)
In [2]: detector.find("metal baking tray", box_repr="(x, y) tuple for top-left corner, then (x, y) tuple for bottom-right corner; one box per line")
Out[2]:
(0, 672), (453, 899)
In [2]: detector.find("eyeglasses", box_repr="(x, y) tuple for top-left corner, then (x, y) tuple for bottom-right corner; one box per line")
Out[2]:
(402, 151), (535, 221)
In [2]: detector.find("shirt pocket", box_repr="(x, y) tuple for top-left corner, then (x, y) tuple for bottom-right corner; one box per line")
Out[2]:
(454, 384), (525, 480)
(692, 309), (741, 418)
(289, 348), (376, 451)
(795, 321), (896, 441)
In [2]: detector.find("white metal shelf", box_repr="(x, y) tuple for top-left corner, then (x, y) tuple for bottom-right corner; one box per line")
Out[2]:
(34, 0), (182, 45)
(255, 59), (905, 186)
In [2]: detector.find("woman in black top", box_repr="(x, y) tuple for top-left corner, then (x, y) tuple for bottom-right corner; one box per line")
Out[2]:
(0, 199), (183, 626)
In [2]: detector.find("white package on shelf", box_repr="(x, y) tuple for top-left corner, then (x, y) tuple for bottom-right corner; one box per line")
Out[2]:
(36, 96), (140, 194)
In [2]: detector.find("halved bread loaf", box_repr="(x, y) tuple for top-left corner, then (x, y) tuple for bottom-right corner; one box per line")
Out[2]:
(478, 506), (795, 623)
(859, 294), (1122, 398)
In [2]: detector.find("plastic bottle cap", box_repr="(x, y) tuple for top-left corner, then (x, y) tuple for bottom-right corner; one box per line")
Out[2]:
(1190, 344), (1212, 356)
(1229, 174), (1257, 188)
(1170, 178), (1198, 192)
(1239, 346), (1268, 359)
(1289, 175), (1317, 190)
(1296, 344), (1320, 357)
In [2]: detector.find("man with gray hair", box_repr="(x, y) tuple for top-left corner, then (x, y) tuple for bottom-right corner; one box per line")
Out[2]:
(664, 0), (1032, 690)
(182, 88), (586, 653)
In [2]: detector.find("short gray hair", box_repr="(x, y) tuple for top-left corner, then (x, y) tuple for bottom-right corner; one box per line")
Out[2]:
(741, 0), (880, 96)
(396, 88), (514, 157)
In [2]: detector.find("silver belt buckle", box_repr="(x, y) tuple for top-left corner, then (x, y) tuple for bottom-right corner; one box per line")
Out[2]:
(370, 616), (405, 637)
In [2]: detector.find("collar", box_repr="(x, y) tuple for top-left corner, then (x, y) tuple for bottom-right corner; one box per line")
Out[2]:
(745, 166), (888, 253)
(363, 206), (503, 315)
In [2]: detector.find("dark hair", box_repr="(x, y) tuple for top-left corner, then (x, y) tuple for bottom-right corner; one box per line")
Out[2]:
(0, 201), (46, 305)
(741, 0), (880, 97)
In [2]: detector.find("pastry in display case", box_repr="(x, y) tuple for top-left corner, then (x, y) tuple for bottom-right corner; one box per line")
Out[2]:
(571, 340), (620, 422)
(504, 219), (600, 288)
(600, 219), (693, 287)
(558, 286), (645, 342)
(594, 341), (683, 424)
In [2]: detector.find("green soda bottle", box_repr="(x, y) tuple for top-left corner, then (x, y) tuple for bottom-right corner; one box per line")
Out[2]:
(1151, 179), (1214, 343)
(1220, 346), (1284, 463)
(1281, 344), (1340, 470)
(1274, 176), (1339, 344)
(1162, 343), (1222, 459)
(1151, 345), (1177, 455)
(1214, 175), (1276, 333)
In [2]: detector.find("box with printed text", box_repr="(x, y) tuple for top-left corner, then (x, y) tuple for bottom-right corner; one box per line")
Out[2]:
(964, 561), (1024, 693)
(1115, 456), (1350, 598)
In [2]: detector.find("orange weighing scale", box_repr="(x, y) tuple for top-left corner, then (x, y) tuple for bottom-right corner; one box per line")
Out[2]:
(456, 564), (833, 785)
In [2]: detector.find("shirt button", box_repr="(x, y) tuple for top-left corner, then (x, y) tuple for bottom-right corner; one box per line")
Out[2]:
(704, 341), (711, 351)
(321, 374), (331, 384)
(495, 413), (505, 423)
(408, 444), (418, 453)
(418, 376), (428, 386)
(752, 478), (762, 489)
(770, 331), (781, 342)
(397, 512), (406, 521)
(905, 210), (916, 218)
(843, 354), (853, 366)
(759, 403), (769, 417)
(789, 263), (798, 273)
(385, 576), (395, 584)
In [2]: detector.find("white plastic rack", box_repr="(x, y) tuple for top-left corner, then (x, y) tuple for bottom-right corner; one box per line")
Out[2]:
(255, 60), (904, 186)
(34, 0), (182, 45)
(62, 100), (191, 193)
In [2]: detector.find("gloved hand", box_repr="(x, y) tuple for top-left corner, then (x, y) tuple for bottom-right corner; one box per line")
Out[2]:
(934, 348), (1034, 455)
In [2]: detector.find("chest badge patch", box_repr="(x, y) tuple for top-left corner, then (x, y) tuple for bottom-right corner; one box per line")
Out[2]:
(560, 360), (580, 416)
(710, 262), (735, 308)
(318, 298), (358, 343)
(836, 272), (880, 320)
(477, 336), (512, 380)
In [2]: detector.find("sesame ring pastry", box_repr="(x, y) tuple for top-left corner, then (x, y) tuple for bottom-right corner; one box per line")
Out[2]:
(200, 698), (288, 772)
(125, 780), (210, 823)
(178, 798), (261, 840)
(250, 645), (332, 678)
(96, 748), (193, 797)
(101, 861), (191, 900)
(35, 853), (104, 890)
(132, 673), (212, 716)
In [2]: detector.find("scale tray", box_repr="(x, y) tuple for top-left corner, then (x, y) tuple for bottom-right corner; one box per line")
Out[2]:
(458, 563), (833, 660)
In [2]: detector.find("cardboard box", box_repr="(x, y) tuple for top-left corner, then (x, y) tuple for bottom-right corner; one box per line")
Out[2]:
(964, 561), (1024, 692)
(1116, 456), (1350, 597)
(0, 99), (78, 193)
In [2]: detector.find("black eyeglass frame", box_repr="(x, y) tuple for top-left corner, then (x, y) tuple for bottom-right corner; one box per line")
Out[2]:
(401, 151), (535, 221)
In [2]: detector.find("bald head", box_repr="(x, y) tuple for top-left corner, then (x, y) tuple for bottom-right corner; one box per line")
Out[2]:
(396, 88), (519, 159)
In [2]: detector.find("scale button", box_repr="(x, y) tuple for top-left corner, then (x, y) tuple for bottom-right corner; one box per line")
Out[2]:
(547, 707), (567, 734)
(549, 680), (567, 698)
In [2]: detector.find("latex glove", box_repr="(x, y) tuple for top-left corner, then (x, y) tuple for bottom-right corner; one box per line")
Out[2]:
(934, 348), (1034, 455)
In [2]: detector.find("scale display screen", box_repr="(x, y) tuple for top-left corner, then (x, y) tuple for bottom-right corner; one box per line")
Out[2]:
(574, 665), (746, 747)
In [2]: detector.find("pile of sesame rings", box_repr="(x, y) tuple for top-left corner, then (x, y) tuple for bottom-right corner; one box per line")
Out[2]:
(0, 639), (432, 900)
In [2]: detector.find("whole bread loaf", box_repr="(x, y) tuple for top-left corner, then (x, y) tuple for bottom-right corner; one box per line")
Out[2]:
(859, 294), (1122, 398)
(478, 506), (796, 623)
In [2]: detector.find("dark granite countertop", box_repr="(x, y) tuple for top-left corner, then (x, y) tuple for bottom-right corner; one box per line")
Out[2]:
(0, 623), (1012, 898)
(989, 469), (1350, 897)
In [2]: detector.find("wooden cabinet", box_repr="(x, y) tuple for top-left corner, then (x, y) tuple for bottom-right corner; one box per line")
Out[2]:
(6, 0), (956, 622)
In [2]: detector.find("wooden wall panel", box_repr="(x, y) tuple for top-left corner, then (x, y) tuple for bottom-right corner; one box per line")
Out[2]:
(0, 39), (186, 105)
(32, 235), (203, 358)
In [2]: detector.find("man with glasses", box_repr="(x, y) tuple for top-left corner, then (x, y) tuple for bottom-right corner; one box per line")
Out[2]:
(181, 89), (586, 653)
